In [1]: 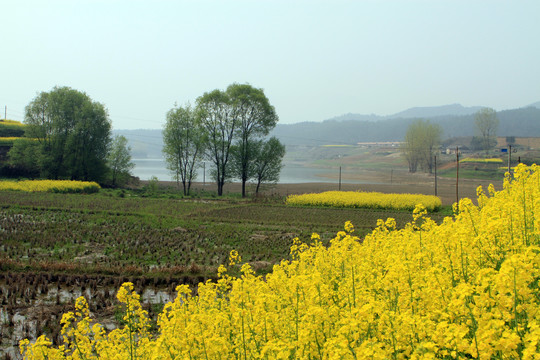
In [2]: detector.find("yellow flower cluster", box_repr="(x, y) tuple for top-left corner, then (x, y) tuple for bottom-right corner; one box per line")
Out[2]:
(21, 283), (151, 360)
(287, 190), (442, 211)
(0, 180), (100, 193)
(0, 119), (25, 126)
(20, 164), (540, 359)
(0, 137), (19, 145)
(0, 137), (24, 141)
(460, 157), (503, 163)
(0, 137), (36, 145)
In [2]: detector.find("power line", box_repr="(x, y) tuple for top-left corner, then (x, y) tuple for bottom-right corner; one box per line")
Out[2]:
(114, 131), (164, 140)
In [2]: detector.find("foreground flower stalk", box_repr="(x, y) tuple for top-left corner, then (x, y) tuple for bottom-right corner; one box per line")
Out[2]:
(21, 164), (540, 359)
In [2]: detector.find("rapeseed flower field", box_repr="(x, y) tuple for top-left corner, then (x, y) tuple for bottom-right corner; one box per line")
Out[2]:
(0, 137), (20, 146)
(20, 164), (540, 359)
(0, 119), (25, 126)
(287, 190), (442, 211)
(0, 180), (100, 193)
(460, 157), (503, 164)
(0, 137), (36, 145)
(0, 137), (24, 142)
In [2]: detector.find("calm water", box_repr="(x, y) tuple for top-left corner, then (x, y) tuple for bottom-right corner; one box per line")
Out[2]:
(132, 158), (376, 184)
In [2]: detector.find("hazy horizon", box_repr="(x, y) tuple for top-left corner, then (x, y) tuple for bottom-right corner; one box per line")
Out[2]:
(2, 0), (539, 130)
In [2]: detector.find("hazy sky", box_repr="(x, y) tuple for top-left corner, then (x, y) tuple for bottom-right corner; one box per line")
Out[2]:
(2, 0), (539, 129)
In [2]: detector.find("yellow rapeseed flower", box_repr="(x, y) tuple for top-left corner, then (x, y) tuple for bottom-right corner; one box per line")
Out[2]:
(19, 164), (540, 360)
(286, 190), (441, 211)
(0, 180), (100, 193)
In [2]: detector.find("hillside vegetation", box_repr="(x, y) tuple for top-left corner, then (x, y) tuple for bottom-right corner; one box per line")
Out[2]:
(0, 119), (26, 138)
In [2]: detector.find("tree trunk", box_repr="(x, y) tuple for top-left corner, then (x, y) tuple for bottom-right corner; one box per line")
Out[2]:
(217, 171), (224, 196)
(255, 179), (261, 194)
(218, 181), (223, 196)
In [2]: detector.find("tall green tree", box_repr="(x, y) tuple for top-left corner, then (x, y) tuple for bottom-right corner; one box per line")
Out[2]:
(196, 89), (236, 196)
(162, 104), (206, 195)
(402, 119), (442, 173)
(251, 137), (286, 194)
(107, 135), (135, 187)
(24, 86), (111, 181)
(7, 139), (41, 178)
(227, 83), (278, 197)
(474, 107), (499, 155)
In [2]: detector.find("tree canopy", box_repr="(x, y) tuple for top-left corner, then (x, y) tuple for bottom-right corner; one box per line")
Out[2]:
(107, 135), (135, 187)
(251, 137), (286, 194)
(401, 119), (442, 173)
(227, 83), (278, 197)
(196, 84), (280, 196)
(23, 86), (112, 182)
(196, 89), (236, 196)
(474, 107), (499, 155)
(162, 104), (206, 195)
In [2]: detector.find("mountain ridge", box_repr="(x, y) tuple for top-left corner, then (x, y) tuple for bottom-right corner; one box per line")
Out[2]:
(115, 102), (540, 155)
(527, 101), (540, 109)
(324, 103), (524, 123)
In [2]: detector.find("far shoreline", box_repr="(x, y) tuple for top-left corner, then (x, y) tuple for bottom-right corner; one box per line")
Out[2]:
(141, 174), (500, 207)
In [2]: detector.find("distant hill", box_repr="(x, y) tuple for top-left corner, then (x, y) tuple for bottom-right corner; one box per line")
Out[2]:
(323, 113), (383, 122)
(271, 106), (540, 146)
(387, 104), (483, 119)
(323, 104), (484, 123)
(527, 101), (540, 109)
(115, 103), (540, 157)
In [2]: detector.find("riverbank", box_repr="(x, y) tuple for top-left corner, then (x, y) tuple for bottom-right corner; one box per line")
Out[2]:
(149, 170), (501, 207)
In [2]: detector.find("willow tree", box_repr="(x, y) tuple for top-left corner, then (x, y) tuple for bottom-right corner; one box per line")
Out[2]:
(196, 90), (235, 196)
(196, 84), (281, 196)
(107, 135), (134, 187)
(402, 119), (442, 174)
(228, 83), (278, 197)
(474, 107), (499, 156)
(251, 137), (286, 194)
(24, 86), (111, 182)
(162, 104), (206, 195)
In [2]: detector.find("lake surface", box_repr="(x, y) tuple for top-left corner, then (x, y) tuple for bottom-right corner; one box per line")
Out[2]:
(132, 158), (377, 184)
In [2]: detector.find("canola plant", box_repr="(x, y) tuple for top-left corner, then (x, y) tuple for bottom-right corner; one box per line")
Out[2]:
(0, 180), (100, 193)
(286, 190), (442, 211)
(20, 164), (540, 359)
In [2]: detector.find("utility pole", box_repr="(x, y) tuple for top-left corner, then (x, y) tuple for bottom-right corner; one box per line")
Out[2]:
(434, 155), (437, 196)
(3, 106), (6, 121)
(203, 162), (206, 188)
(508, 144), (512, 175)
(456, 147), (459, 206)
(338, 166), (342, 191)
